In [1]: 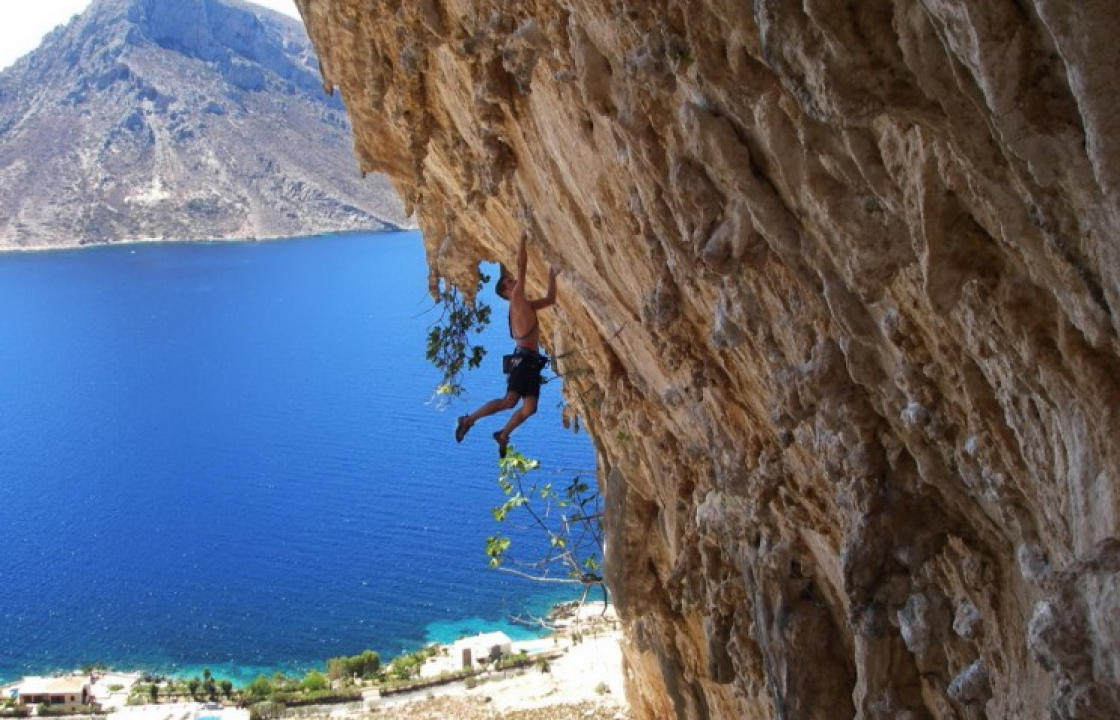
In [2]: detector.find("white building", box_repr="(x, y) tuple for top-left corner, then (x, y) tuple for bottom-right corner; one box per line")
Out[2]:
(449, 631), (513, 669)
(17, 675), (90, 711)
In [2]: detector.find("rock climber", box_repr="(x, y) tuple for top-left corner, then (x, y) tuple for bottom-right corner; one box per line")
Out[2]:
(455, 234), (557, 458)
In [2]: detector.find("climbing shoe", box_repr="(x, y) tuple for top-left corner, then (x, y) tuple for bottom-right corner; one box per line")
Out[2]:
(493, 431), (508, 459)
(455, 416), (471, 443)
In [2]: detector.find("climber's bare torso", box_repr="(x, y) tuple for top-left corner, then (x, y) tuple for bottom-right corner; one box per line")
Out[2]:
(455, 235), (557, 457)
(508, 281), (542, 350)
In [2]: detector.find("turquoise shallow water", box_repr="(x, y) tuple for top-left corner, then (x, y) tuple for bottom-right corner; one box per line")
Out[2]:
(0, 232), (595, 685)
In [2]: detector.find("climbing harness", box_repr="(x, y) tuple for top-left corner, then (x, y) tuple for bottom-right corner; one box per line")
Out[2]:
(502, 346), (549, 376)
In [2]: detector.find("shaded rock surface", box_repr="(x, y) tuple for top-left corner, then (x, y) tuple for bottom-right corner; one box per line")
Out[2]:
(296, 1), (1120, 718)
(0, 0), (410, 248)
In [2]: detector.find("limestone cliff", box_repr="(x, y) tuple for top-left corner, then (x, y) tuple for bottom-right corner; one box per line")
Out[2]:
(295, 1), (1120, 718)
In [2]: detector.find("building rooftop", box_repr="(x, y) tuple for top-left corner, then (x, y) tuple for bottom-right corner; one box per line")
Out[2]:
(451, 631), (513, 647)
(19, 676), (89, 696)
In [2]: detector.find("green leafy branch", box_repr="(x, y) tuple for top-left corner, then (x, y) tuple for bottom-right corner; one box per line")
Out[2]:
(425, 272), (491, 398)
(485, 448), (604, 585)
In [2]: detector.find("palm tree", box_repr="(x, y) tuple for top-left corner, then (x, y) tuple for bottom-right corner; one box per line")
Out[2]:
(203, 669), (217, 701)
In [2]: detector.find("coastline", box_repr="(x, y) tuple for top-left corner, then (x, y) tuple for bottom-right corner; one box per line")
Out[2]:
(1, 602), (628, 720)
(0, 594), (595, 688)
(0, 225), (420, 255)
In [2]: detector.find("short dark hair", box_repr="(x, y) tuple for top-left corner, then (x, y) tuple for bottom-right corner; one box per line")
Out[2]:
(496, 263), (513, 299)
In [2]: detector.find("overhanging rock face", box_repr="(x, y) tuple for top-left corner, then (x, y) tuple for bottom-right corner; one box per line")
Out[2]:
(295, 1), (1120, 717)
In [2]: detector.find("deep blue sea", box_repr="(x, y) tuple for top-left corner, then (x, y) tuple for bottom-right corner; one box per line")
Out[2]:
(0, 231), (596, 685)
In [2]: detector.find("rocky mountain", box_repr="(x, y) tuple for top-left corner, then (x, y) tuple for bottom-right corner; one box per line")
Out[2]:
(0, 0), (410, 249)
(299, 1), (1120, 719)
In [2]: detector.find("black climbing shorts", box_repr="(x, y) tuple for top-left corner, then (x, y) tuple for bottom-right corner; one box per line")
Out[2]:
(505, 348), (545, 398)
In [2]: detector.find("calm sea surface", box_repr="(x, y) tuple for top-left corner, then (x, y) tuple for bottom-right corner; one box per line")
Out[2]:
(0, 232), (596, 685)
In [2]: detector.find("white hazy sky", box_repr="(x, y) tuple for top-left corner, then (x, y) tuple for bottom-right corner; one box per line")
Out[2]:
(0, 0), (301, 71)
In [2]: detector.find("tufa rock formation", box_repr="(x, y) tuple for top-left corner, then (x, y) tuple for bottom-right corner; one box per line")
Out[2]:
(296, 1), (1119, 718)
(0, 0), (410, 248)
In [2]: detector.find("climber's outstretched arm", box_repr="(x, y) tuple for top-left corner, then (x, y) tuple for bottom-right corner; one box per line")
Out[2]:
(531, 266), (558, 310)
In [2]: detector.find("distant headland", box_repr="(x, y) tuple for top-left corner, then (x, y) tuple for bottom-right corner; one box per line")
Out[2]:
(0, 0), (411, 250)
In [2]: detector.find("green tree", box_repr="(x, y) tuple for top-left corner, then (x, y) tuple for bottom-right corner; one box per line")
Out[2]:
(328, 649), (381, 681)
(186, 678), (200, 701)
(148, 683), (159, 704)
(219, 680), (233, 700)
(384, 646), (437, 682)
(244, 675), (273, 703)
(300, 671), (327, 693)
(356, 650), (380, 678)
(387, 654), (421, 681)
(326, 657), (347, 682)
(202, 668), (217, 701)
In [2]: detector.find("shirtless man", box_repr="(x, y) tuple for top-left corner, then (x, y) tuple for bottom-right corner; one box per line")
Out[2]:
(455, 235), (557, 458)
